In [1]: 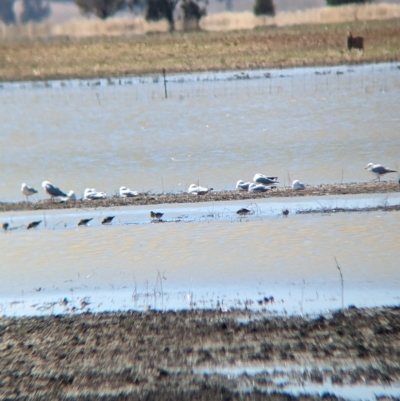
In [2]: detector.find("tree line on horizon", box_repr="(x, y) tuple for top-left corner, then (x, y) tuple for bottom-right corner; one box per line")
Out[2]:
(0, 0), (370, 30)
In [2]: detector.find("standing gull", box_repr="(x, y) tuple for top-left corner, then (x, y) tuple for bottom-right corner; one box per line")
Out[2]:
(42, 181), (68, 200)
(292, 180), (305, 190)
(21, 183), (38, 202)
(236, 180), (251, 191)
(365, 163), (397, 181)
(254, 174), (279, 185)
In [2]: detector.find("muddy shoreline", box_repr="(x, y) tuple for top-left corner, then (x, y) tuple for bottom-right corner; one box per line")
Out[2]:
(1, 306), (399, 400)
(1, 181), (399, 213)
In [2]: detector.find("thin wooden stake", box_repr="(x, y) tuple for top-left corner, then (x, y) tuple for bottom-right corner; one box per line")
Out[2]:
(163, 68), (168, 99)
(335, 257), (344, 311)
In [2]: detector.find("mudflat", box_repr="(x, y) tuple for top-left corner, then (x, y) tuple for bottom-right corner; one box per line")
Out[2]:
(1, 181), (399, 212)
(1, 306), (399, 400)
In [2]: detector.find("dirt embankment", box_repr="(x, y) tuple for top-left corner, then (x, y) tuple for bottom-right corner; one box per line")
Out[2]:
(1, 181), (399, 213)
(1, 306), (400, 400)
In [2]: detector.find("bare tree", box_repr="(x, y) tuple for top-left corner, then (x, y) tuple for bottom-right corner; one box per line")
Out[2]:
(21, 0), (51, 23)
(0, 0), (16, 25)
(129, 0), (206, 32)
(253, 0), (275, 16)
(144, 0), (179, 31)
(75, 0), (127, 19)
(180, 0), (207, 31)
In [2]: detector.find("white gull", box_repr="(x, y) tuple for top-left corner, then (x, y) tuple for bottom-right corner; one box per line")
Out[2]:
(254, 173), (279, 185)
(120, 186), (139, 197)
(292, 180), (305, 190)
(236, 180), (251, 191)
(21, 183), (38, 201)
(188, 184), (212, 195)
(84, 188), (107, 200)
(248, 183), (274, 193)
(365, 163), (397, 181)
(42, 181), (68, 200)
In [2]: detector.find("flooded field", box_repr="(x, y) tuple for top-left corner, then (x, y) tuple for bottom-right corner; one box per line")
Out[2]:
(1, 193), (400, 317)
(1, 63), (400, 400)
(1, 63), (399, 203)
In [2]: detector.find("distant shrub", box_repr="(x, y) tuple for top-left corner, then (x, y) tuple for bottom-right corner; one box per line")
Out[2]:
(326, 0), (369, 6)
(21, 0), (51, 23)
(75, 0), (126, 19)
(253, 0), (275, 16)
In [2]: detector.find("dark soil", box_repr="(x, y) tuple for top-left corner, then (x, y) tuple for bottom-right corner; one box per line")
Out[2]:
(1, 306), (400, 400)
(1, 181), (399, 213)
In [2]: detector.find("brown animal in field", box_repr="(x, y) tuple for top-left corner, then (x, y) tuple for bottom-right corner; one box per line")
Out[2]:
(346, 31), (364, 52)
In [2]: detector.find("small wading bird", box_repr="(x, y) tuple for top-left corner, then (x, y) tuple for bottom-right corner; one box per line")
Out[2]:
(188, 184), (212, 195)
(282, 209), (289, 217)
(236, 180), (251, 191)
(253, 173), (279, 185)
(2, 222), (9, 231)
(292, 180), (305, 190)
(150, 211), (164, 220)
(102, 216), (115, 225)
(365, 163), (397, 181)
(27, 221), (42, 230)
(42, 181), (68, 201)
(78, 218), (93, 226)
(347, 31), (364, 52)
(120, 186), (139, 198)
(21, 183), (38, 202)
(236, 208), (251, 217)
(248, 183), (274, 193)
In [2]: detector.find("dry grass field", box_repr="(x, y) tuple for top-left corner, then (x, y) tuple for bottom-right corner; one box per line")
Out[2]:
(0, 8), (399, 82)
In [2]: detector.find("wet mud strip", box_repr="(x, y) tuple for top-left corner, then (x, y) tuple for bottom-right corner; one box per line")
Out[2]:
(1, 306), (400, 400)
(297, 204), (400, 214)
(1, 181), (399, 213)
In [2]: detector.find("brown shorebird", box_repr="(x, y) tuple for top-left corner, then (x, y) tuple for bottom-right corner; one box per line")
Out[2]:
(282, 209), (289, 217)
(27, 221), (42, 230)
(236, 208), (251, 217)
(102, 216), (115, 225)
(150, 211), (164, 220)
(2, 222), (9, 231)
(78, 218), (93, 226)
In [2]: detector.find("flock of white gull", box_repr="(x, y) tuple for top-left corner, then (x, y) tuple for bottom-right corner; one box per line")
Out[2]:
(18, 163), (397, 204)
(2, 163), (397, 231)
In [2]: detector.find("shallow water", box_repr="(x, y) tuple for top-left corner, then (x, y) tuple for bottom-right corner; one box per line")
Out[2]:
(1, 63), (400, 317)
(1, 63), (399, 203)
(1, 194), (399, 316)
